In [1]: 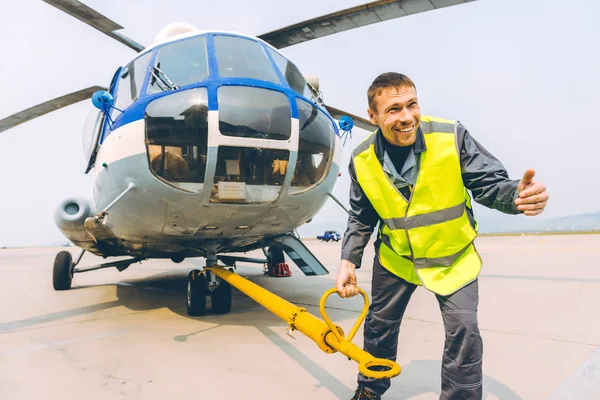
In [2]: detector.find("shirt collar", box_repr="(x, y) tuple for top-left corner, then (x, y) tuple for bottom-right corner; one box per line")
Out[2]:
(374, 124), (427, 162)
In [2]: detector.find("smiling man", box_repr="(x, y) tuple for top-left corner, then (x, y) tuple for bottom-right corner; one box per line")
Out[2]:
(337, 72), (549, 400)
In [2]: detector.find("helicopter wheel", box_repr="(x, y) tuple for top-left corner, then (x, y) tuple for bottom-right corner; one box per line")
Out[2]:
(53, 250), (73, 291)
(211, 277), (232, 315)
(186, 269), (207, 316)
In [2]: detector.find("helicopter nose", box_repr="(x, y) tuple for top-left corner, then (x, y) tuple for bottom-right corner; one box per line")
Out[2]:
(142, 85), (336, 202)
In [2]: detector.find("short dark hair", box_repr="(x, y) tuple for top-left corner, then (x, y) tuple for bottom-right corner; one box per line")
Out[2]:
(367, 72), (416, 111)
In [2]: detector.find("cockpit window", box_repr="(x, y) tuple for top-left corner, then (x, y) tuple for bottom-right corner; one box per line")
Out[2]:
(113, 52), (152, 117)
(265, 47), (313, 99)
(218, 86), (291, 140)
(211, 146), (290, 204)
(132, 52), (151, 97)
(145, 88), (209, 192)
(148, 36), (209, 94)
(82, 105), (103, 164)
(290, 99), (335, 194)
(214, 35), (280, 83)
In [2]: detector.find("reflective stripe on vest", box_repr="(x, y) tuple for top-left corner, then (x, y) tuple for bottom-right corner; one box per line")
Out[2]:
(353, 116), (482, 295)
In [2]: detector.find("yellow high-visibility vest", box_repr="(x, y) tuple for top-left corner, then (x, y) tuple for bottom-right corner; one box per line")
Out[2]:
(353, 116), (482, 296)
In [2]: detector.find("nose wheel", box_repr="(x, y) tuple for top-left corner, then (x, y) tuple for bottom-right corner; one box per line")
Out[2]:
(186, 268), (233, 316)
(187, 270), (207, 316)
(52, 249), (139, 291)
(53, 251), (74, 290)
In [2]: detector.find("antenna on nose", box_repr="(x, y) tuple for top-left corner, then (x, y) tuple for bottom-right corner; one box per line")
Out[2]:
(338, 116), (354, 146)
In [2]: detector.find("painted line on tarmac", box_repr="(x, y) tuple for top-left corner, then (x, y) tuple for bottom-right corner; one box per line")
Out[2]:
(0, 330), (128, 356)
(0, 301), (121, 334)
(547, 346), (600, 399)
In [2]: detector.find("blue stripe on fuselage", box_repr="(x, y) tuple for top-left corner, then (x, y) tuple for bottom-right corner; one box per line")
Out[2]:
(108, 79), (307, 132)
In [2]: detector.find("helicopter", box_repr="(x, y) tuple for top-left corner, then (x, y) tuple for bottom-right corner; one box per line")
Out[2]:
(0, 0), (478, 317)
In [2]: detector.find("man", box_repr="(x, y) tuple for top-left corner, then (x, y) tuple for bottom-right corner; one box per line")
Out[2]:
(336, 72), (548, 400)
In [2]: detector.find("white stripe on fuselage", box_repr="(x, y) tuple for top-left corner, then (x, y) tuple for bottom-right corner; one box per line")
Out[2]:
(94, 119), (146, 178)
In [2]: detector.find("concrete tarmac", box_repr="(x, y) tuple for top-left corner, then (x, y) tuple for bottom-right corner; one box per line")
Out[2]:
(1, 234), (599, 399)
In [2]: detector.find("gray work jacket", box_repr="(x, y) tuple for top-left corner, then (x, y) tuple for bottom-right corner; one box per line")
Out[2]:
(341, 122), (522, 268)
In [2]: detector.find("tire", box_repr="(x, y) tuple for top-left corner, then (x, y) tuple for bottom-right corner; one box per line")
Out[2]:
(53, 251), (73, 290)
(186, 270), (207, 316)
(211, 280), (232, 314)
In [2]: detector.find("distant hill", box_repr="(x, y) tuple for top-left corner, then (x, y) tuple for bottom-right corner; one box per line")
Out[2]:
(476, 212), (600, 234)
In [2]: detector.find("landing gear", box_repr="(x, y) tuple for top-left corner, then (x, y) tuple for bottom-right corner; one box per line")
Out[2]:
(51, 248), (142, 291)
(186, 267), (233, 316)
(53, 251), (73, 290)
(266, 247), (291, 277)
(187, 270), (207, 316)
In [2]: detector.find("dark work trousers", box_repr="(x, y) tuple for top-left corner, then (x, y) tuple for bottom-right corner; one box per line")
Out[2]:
(358, 256), (483, 399)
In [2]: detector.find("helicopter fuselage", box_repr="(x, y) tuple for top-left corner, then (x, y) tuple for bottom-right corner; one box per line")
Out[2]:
(61, 30), (342, 259)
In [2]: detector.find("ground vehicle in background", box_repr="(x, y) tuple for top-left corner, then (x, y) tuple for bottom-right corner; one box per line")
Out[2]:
(317, 230), (341, 242)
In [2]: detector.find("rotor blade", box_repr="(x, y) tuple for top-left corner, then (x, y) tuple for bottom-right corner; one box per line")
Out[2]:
(325, 105), (377, 133)
(0, 86), (106, 133)
(258, 0), (478, 49)
(42, 0), (144, 52)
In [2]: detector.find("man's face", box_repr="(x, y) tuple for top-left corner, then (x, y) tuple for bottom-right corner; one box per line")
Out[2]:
(367, 86), (421, 147)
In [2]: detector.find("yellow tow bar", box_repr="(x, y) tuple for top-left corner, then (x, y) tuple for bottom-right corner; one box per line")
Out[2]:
(205, 266), (401, 379)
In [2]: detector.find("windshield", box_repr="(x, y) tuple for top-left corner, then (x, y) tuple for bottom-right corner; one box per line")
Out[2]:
(214, 35), (280, 83)
(113, 52), (153, 117)
(218, 86), (291, 140)
(290, 99), (335, 194)
(265, 46), (316, 100)
(82, 104), (103, 164)
(148, 36), (209, 94)
(145, 88), (209, 192)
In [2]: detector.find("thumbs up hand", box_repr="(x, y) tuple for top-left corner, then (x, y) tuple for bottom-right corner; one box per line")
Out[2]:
(514, 169), (549, 216)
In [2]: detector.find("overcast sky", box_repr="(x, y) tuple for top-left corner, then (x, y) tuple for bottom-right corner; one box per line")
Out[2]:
(1, 0), (599, 246)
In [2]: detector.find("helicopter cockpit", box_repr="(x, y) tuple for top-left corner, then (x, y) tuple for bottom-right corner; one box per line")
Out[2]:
(105, 33), (337, 204)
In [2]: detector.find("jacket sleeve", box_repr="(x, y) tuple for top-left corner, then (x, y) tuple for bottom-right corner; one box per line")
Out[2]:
(457, 122), (522, 214)
(340, 157), (380, 268)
